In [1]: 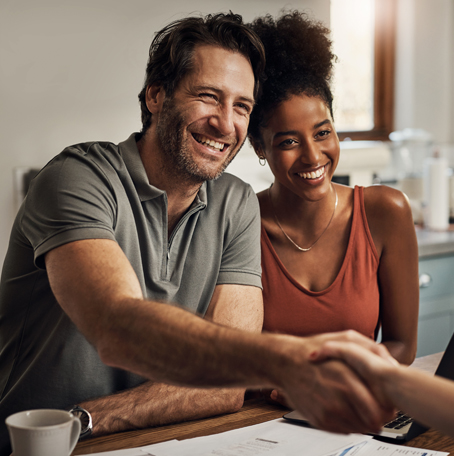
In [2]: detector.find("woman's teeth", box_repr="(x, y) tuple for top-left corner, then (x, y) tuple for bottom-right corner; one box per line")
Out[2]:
(298, 168), (325, 179)
(194, 134), (225, 152)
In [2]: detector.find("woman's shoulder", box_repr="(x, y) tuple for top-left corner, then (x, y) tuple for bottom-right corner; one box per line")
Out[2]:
(362, 185), (415, 251)
(362, 185), (411, 218)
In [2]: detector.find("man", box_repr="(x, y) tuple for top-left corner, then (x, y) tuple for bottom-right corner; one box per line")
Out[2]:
(0, 12), (392, 455)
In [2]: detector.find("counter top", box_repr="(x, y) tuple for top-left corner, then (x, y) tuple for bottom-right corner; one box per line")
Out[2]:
(416, 226), (454, 258)
(411, 351), (443, 373)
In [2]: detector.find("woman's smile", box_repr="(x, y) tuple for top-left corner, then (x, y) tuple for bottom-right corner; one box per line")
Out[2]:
(258, 93), (340, 199)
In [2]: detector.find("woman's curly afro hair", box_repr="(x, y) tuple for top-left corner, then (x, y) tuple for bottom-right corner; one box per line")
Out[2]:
(248, 11), (336, 145)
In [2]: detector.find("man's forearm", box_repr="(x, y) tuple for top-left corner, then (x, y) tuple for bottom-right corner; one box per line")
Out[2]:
(79, 381), (245, 436)
(83, 311), (395, 435)
(47, 238), (395, 434)
(97, 298), (284, 390)
(96, 304), (395, 434)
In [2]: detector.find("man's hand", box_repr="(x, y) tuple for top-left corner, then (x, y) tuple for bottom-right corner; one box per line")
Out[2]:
(309, 331), (399, 411)
(272, 331), (396, 434)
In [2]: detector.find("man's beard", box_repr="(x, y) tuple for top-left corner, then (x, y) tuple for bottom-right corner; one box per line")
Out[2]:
(156, 96), (243, 183)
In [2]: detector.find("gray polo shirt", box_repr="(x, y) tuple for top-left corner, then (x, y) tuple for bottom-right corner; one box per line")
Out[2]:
(0, 133), (261, 455)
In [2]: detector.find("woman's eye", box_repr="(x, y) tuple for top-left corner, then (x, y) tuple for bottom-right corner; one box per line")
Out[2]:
(279, 138), (297, 147)
(316, 130), (331, 138)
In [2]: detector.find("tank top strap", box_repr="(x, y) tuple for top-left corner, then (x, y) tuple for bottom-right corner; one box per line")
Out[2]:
(354, 185), (380, 263)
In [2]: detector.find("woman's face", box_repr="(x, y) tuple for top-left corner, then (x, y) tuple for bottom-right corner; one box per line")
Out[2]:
(257, 93), (340, 202)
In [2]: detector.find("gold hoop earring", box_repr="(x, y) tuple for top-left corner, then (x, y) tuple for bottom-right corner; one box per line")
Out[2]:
(259, 156), (266, 166)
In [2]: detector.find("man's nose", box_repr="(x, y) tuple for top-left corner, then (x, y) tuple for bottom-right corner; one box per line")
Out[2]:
(208, 104), (235, 136)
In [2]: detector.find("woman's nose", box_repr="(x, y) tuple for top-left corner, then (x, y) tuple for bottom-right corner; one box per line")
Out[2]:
(302, 141), (323, 164)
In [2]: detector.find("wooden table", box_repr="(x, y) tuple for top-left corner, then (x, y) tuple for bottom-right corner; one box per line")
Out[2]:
(73, 352), (454, 455)
(73, 398), (286, 455)
(73, 398), (454, 455)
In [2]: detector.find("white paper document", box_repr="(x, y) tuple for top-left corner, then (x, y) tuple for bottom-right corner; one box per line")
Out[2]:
(328, 437), (449, 456)
(81, 419), (448, 456)
(76, 440), (179, 456)
(148, 419), (371, 456)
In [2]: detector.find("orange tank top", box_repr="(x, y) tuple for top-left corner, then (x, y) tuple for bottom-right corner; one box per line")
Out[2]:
(261, 186), (380, 339)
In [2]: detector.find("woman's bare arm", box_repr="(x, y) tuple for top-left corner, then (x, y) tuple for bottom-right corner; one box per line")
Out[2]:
(314, 339), (454, 438)
(364, 185), (419, 364)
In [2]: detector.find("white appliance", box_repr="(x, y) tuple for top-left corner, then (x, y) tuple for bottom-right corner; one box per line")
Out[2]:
(334, 140), (392, 187)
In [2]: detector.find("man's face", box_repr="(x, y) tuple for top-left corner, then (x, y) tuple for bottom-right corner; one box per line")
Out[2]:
(155, 44), (255, 183)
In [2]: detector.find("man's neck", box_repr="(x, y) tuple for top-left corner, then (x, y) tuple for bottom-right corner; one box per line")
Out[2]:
(136, 132), (203, 236)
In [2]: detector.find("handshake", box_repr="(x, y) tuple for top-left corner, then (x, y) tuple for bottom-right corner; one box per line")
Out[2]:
(273, 330), (454, 439)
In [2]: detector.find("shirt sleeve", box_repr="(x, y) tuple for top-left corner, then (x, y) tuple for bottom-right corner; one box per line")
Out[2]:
(217, 184), (262, 289)
(20, 146), (118, 269)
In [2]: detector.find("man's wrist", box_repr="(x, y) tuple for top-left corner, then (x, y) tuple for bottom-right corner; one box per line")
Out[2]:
(68, 405), (93, 440)
(256, 333), (307, 391)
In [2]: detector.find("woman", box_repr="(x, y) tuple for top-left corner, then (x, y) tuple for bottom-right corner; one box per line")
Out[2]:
(248, 12), (419, 365)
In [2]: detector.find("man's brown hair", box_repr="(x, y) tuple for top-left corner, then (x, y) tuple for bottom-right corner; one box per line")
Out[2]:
(138, 12), (265, 134)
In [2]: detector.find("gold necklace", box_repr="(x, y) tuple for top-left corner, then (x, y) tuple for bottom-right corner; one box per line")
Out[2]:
(268, 185), (338, 252)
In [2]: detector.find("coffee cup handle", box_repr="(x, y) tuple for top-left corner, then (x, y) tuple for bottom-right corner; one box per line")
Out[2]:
(69, 415), (81, 454)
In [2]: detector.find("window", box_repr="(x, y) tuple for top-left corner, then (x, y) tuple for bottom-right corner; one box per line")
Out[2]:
(330, 0), (396, 140)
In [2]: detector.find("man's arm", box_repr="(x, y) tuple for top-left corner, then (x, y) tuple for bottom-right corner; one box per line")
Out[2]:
(79, 383), (244, 436)
(77, 283), (263, 436)
(46, 238), (394, 434)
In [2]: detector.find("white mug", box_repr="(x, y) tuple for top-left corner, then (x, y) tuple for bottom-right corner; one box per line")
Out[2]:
(6, 409), (81, 456)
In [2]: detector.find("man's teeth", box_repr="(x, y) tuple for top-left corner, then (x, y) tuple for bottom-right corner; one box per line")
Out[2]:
(299, 168), (325, 179)
(194, 134), (225, 151)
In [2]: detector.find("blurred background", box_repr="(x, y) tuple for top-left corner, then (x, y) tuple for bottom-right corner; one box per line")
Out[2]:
(0, 0), (453, 263)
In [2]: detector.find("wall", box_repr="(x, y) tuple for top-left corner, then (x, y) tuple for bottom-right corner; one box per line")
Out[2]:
(0, 0), (329, 265)
(2, 1), (453, 266)
(394, 0), (454, 144)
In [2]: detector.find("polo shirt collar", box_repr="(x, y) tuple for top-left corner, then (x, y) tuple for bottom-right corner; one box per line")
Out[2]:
(194, 181), (207, 208)
(118, 133), (207, 207)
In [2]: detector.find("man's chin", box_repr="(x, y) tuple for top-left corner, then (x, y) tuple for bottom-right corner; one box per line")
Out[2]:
(187, 166), (226, 182)
(187, 156), (235, 182)
(208, 150), (241, 180)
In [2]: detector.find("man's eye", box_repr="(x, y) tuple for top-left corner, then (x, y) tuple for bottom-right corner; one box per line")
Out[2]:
(200, 93), (218, 103)
(235, 103), (251, 114)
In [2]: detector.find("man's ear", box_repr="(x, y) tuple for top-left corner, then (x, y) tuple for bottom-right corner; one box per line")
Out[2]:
(145, 84), (166, 115)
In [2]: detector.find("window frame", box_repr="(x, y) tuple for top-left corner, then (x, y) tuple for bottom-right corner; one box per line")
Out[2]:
(336, 0), (396, 141)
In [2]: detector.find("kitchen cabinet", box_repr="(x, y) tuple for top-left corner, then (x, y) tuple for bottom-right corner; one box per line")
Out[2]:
(377, 229), (454, 357)
(418, 253), (454, 356)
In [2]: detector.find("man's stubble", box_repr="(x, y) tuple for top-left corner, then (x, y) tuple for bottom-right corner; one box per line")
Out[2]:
(156, 96), (245, 184)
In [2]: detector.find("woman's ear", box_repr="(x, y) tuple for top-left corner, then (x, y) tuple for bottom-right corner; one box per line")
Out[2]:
(249, 137), (267, 166)
(145, 84), (166, 115)
(249, 136), (265, 159)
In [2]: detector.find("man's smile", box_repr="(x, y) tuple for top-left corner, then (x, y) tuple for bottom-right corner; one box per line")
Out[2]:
(193, 133), (228, 152)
